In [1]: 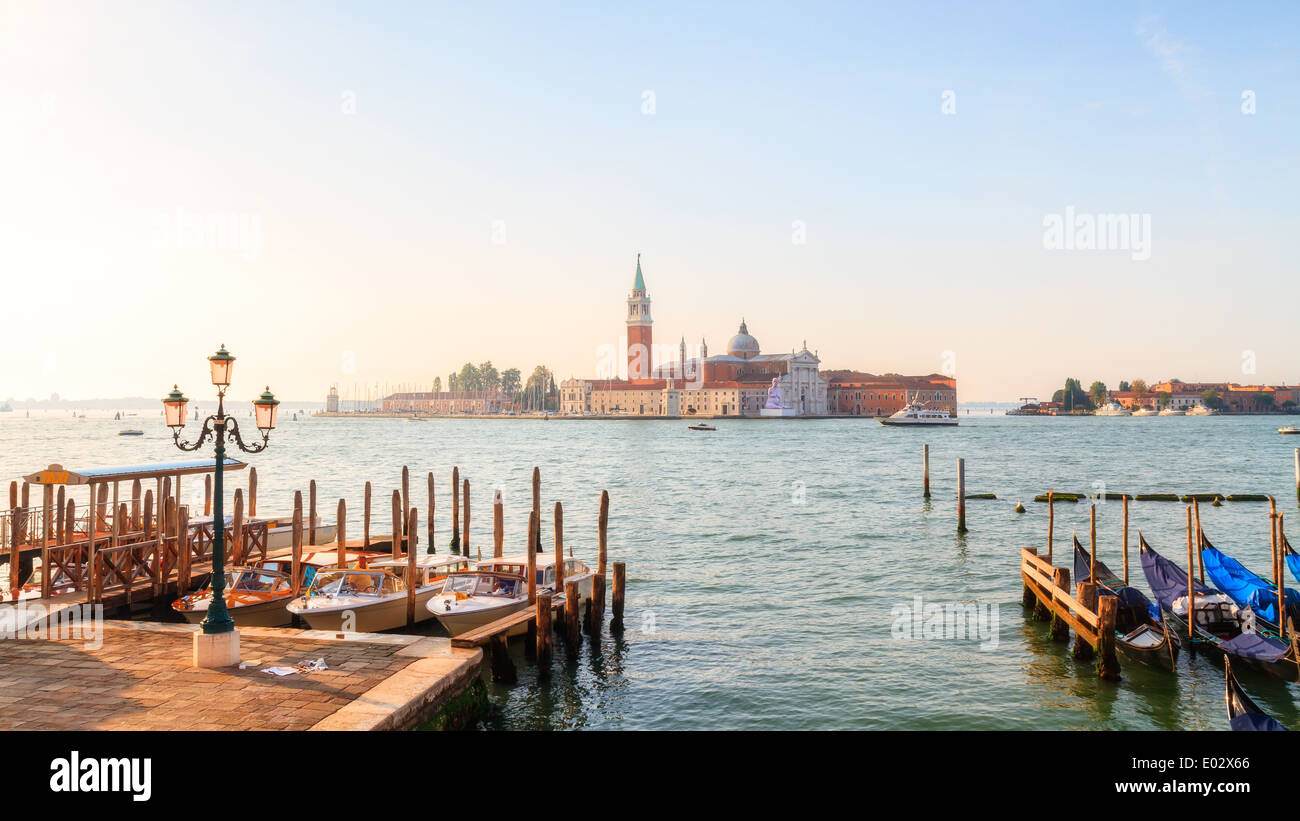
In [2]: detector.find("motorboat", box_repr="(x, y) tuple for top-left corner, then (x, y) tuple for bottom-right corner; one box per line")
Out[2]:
(427, 553), (595, 636)
(285, 553), (472, 632)
(117, 429), (144, 436)
(1158, 407), (1185, 416)
(880, 399), (957, 427)
(1279, 426), (1300, 435)
(1187, 404), (1218, 416)
(1094, 402), (1131, 417)
(1132, 406), (1158, 417)
(171, 550), (380, 627)
(687, 423), (716, 431)
(259, 513), (337, 550)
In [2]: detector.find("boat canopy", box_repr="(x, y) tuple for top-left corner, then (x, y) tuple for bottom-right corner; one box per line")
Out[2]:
(1201, 544), (1300, 626)
(23, 459), (245, 486)
(1139, 538), (1216, 610)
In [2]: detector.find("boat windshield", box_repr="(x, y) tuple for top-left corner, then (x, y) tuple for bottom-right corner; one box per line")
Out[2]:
(309, 571), (392, 597)
(229, 571), (289, 593)
(442, 574), (522, 597)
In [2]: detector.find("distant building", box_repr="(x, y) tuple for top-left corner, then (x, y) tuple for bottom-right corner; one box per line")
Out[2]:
(822, 371), (958, 417)
(325, 385), (340, 413)
(1110, 381), (1298, 413)
(382, 391), (512, 414)
(559, 256), (954, 418)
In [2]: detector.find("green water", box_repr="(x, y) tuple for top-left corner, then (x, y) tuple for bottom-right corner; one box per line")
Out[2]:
(4, 410), (1298, 729)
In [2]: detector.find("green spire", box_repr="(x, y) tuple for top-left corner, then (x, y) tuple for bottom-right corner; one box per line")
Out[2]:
(633, 253), (645, 291)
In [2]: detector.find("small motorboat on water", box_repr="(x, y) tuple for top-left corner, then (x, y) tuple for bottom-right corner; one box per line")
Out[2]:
(1279, 426), (1300, 435)
(880, 398), (957, 427)
(286, 553), (472, 632)
(1132, 406), (1158, 417)
(687, 423), (717, 431)
(1095, 402), (1131, 417)
(117, 429), (144, 436)
(1187, 404), (1218, 416)
(1158, 407), (1185, 416)
(1225, 658), (1288, 731)
(428, 553), (594, 636)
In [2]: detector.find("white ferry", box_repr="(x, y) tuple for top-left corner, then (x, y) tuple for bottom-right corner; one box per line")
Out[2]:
(879, 398), (957, 427)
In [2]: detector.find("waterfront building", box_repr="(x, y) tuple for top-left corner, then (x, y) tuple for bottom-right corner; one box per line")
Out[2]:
(325, 385), (340, 413)
(823, 371), (958, 417)
(1109, 381), (1299, 413)
(382, 390), (513, 414)
(560, 256), (952, 418)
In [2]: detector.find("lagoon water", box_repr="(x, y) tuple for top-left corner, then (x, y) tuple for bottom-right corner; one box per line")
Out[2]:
(3, 409), (1298, 730)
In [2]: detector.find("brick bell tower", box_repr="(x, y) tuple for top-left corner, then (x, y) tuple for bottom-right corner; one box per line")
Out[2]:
(626, 253), (653, 380)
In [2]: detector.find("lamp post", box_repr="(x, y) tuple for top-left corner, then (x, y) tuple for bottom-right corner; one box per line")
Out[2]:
(162, 345), (279, 643)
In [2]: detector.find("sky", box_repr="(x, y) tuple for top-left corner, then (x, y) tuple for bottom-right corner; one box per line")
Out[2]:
(2, 1), (1297, 402)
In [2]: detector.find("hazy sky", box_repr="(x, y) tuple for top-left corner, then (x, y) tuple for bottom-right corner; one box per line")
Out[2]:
(3, 1), (1297, 402)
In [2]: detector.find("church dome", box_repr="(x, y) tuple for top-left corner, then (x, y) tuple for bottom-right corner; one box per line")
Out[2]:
(726, 320), (760, 359)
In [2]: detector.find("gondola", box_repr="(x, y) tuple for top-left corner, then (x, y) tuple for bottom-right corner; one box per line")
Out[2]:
(1199, 530), (1300, 634)
(1139, 534), (1300, 681)
(1072, 536), (1176, 670)
(1282, 533), (1300, 587)
(1225, 658), (1288, 731)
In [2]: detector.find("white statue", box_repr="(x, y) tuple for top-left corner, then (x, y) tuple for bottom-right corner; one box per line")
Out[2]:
(765, 377), (790, 410)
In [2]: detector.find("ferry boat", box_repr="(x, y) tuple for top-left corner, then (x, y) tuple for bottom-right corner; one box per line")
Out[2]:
(172, 550), (380, 627)
(428, 553), (595, 636)
(880, 398), (957, 427)
(1279, 426), (1300, 435)
(1157, 407), (1185, 416)
(1095, 402), (1131, 417)
(286, 553), (472, 632)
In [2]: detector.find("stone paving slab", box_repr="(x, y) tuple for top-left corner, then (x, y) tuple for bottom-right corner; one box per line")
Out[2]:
(0, 622), (481, 730)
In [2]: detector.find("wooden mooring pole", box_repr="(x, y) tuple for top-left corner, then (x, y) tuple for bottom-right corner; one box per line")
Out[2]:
(922, 444), (930, 499)
(611, 562), (626, 630)
(564, 579), (580, 648)
(1096, 595), (1120, 680)
(536, 592), (553, 677)
(1294, 448), (1299, 507)
(1072, 582), (1097, 660)
(426, 472), (435, 554)
(494, 491), (504, 558)
(1186, 505), (1195, 643)
(308, 480), (317, 545)
(291, 492), (303, 597)
(1048, 567), (1070, 642)
(336, 499), (346, 568)
(462, 478), (470, 557)
(450, 467), (460, 554)
(1122, 494), (1130, 585)
(401, 466), (410, 537)
(363, 481), (372, 549)
(956, 458), (967, 534)
(407, 507), (418, 626)
(553, 501), (564, 593)
(525, 510), (538, 658)
(532, 467), (541, 553)
(391, 490), (402, 559)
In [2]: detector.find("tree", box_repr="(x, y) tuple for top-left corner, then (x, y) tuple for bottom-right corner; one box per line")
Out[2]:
(1052, 377), (1093, 411)
(432, 376), (442, 393)
(501, 368), (521, 399)
(1131, 379), (1149, 403)
(1118, 381), (1131, 392)
(1255, 392), (1276, 412)
(1156, 390), (1171, 408)
(523, 365), (552, 411)
(1202, 389), (1222, 410)
(448, 372), (459, 392)
(457, 362), (481, 391)
(1089, 381), (1109, 408)
(478, 361), (500, 392)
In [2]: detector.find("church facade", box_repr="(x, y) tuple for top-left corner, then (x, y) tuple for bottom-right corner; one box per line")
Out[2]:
(560, 257), (829, 417)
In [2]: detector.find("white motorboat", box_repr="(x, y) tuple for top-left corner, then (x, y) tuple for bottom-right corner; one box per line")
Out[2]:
(1095, 402), (1131, 417)
(1187, 404), (1218, 416)
(427, 553), (595, 636)
(879, 397), (957, 427)
(1279, 426), (1300, 435)
(286, 553), (472, 632)
(1158, 407), (1185, 416)
(1132, 406), (1158, 417)
(260, 514), (337, 550)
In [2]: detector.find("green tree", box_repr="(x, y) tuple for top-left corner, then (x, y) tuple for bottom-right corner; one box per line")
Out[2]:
(457, 362), (481, 391)
(1052, 377), (1093, 411)
(1089, 381), (1109, 408)
(1255, 392), (1276, 412)
(523, 366), (552, 411)
(501, 368), (521, 399)
(1202, 389), (1222, 409)
(1118, 380), (1131, 392)
(1131, 379), (1149, 403)
(1156, 390), (1171, 408)
(448, 372), (459, 392)
(432, 376), (442, 393)
(479, 361), (500, 392)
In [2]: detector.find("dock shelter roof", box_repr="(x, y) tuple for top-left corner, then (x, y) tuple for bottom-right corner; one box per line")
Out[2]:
(24, 458), (245, 486)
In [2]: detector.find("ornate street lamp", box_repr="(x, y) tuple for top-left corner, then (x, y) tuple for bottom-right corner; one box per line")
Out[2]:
(163, 345), (277, 637)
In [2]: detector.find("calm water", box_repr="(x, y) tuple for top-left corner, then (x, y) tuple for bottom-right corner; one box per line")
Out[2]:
(3, 409), (1299, 730)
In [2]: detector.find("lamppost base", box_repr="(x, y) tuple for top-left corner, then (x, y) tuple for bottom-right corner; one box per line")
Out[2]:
(193, 628), (241, 668)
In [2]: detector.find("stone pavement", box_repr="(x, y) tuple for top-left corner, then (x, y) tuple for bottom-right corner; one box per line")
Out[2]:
(0, 621), (481, 730)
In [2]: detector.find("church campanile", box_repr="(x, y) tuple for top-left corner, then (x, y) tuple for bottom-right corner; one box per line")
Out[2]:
(626, 254), (653, 380)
